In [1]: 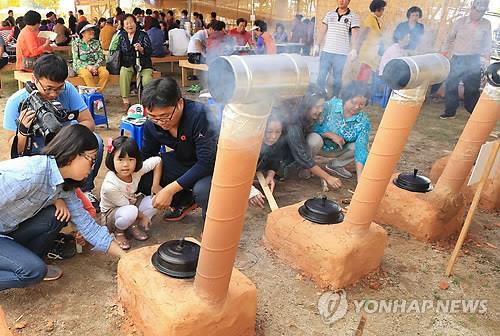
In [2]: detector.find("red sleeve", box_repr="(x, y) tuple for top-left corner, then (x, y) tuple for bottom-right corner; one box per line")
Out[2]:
(22, 30), (52, 57)
(75, 188), (97, 218)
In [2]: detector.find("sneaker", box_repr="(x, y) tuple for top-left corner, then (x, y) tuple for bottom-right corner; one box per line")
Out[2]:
(439, 113), (456, 120)
(163, 202), (198, 222)
(324, 164), (353, 179)
(84, 191), (101, 214)
(187, 84), (201, 93)
(47, 233), (77, 260)
(43, 265), (63, 281)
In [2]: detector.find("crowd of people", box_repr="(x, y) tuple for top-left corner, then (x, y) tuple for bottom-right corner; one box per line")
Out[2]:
(0, 0), (494, 291)
(315, 0), (492, 119)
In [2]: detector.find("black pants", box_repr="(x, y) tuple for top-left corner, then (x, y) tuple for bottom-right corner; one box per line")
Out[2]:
(0, 57), (8, 70)
(188, 53), (205, 64)
(444, 55), (481, 116)
(137, 152), (212, 219)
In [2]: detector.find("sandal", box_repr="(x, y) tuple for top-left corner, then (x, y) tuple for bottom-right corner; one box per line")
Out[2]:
(114, 230), (131, 250)
(43, 265), (63, 281)
(128, 224), (149, 241)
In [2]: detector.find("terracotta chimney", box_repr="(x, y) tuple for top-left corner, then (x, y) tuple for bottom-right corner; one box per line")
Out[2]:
(344, 54), (450, 234)
(194, 54), (310, 304)
(434, 63), (500, 198)
(0, 307), (12, 336)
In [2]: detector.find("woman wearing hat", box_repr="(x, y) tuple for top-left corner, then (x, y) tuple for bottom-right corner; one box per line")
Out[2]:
(72, 21), (109, 92)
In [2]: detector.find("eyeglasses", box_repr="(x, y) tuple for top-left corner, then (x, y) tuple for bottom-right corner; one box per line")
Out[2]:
(36, 79), (65, 95)
(80, 153), (97, 167)
(147, 100), (180, 124)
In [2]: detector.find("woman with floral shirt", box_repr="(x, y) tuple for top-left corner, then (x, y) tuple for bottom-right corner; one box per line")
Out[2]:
(72, 23), (109, 92)
(312, 81), (371, 180)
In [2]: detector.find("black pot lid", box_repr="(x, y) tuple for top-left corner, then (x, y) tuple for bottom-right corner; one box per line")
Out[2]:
(393, 169), (433, 193)
(298, 196), (344, 224)
(151, 239), (200, 279)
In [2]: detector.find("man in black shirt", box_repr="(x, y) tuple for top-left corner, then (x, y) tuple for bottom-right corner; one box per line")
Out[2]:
(138, 77), (219, 221)
(68, 11), (77, 34)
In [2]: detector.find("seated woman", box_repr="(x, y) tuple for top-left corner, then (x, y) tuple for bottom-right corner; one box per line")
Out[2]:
(147, 18), (167, 57)
(0, 35), (8, 70)
(272, 23), (288, 44)
(53, 17), (71, 46)
(312, 81), (371, 180)
(284, 84), (342, 190)
(118, 14), (153, 111)
(72, 23), (109, 92)
(249, 113), (286, 208)
(0, 124), (124, 290)
(15, 10), (52, 71)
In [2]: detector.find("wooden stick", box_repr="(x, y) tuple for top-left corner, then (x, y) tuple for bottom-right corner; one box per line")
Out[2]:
(256, 171), (279, 211)
(354, 313), (367, 336)
(446, 141), (500, 276)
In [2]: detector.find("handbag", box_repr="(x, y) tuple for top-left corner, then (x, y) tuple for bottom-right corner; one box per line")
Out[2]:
(106, 49), (121, 75)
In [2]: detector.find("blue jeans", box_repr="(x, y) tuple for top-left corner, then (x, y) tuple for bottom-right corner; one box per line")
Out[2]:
(0, 206), (64, 290)
(81, 133), (104, 192)
(137, 152), (212, 220)
(317, 51), (347, 97)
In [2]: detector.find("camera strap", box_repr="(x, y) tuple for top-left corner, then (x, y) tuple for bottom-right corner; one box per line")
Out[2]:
(10, 129), (33, 159)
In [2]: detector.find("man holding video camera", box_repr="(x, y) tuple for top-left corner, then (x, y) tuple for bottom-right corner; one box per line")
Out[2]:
(3, 54), (103, 211)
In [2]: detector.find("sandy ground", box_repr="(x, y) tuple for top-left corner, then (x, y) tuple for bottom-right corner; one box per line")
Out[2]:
(0, 67), (498, 336)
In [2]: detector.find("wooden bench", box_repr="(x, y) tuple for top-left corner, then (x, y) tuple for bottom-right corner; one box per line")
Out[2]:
(152, 55), (188, 73)
(0, 63), (16, 94)
(179, 59), (209, 87)
(14, 70), (162, 90)
(51, 45), (72, 56)
(101, 51), (188, 73)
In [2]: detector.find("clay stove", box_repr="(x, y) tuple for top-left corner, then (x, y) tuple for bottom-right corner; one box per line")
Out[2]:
(375, 61), (500, 241)
(264, 54), (450, 289)
(429, 62), (500, 211)
(0, 307), (11, 336)
(117, 54), (309, 336)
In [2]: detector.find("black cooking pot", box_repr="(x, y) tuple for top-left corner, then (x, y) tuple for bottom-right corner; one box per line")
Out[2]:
(151, 239), (200, 279)
(486, 62), (500, 87)
(298, 196), (344, 224)
(393, 169), (433, 193)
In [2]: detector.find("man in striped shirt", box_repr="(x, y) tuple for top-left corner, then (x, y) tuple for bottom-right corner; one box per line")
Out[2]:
(315, 0), (360, 97)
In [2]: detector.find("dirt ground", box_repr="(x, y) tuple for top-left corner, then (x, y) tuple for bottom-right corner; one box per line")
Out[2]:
(0, 67), (498, 336)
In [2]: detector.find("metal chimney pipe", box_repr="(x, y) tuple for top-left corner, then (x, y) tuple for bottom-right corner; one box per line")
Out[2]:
(382, 54), (450, 90)
(207, 54), (310, 104)
(195, 55), (310, 304)
(434, 62), (500, 197)
(343, 54), (450, 234)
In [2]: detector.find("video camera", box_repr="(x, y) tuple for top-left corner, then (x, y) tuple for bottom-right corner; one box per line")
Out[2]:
(22, 81), (79, 141)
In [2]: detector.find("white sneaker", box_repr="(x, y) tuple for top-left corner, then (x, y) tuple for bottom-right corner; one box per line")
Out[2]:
(325, 164), (353, 179)
(83, 191), (101, 213)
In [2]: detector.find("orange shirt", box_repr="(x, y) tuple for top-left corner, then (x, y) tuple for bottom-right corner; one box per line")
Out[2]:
(78, 15), (87, 23)
(15, 26), (53, 70)
(262, 32), (277, 54)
